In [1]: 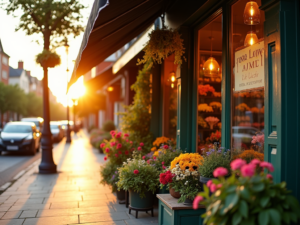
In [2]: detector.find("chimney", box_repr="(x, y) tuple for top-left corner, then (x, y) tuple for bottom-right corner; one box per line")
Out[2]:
(26, 70), (31, 76)
(18, 61), (24, 69)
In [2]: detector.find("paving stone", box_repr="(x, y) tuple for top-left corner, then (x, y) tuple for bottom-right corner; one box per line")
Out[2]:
(74, 222), (126, 225)
(0, 212), (5, 218)
(9, 203), (50, 211)
(23, 215), (78, 225)
(79, 212), (130, 223)
(1, 211), (22, 219)
(19, 210), (38, 218)
(50, 201), (78, 209)
(14, 198), (44, 204)
(0, 219), (24, 225)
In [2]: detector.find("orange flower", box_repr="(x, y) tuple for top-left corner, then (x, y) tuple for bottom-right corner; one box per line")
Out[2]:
(234, 150), (264, 163)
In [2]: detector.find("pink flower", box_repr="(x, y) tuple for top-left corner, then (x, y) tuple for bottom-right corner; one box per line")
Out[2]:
(210, 183), (217, 192)
(230, 159), (247, 170)
(147, 160), (150, 164)
(116, 143), (122, 149)
(216, 184), (222, 189)
(105, 148), (110, 153)
(162, 162), (165, 165)
(163, 145), (169, 149)
(115, 154), (119, 158)
(260, 162), (274, 172)
(130, 141), (133, 144)
(241, 164), (256, 177)
(100, 143), (105, 148)
(110, 130), (116, 137)
(266, 174), (273, 180)
(104, 156), (107, 161)
(162, 165), (166, 169)
(110, 142), (116, 147)
(153, 156), (156, 160)
(139, 143), (144, 147)
(125, 139), (129, 142)
(142, 156), (146, 160)
(206, 180), (213, 188)
(250, 159), (261, 166)
(137, 147), (142, 151)
(193, 196), (204, 210)
(116, 133), (121, 138)
(251, 136), (257, 144)
(213, 167), (228, 177)
(124, 133), (129, 137)
(133, 170), (139, 174)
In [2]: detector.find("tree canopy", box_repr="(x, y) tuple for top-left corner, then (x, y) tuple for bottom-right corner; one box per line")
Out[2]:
(1, 0), (86, 50)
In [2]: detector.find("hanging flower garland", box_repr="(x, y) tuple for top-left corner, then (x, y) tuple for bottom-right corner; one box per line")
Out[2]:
(137, 20), (185, 68)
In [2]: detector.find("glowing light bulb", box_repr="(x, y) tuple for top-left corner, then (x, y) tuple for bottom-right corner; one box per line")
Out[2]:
(244, 31), (259, 46)
(209, 63), (214, 71)
(250, 7), (254, 16)
(107, 86), (114, 92)
(171, 75), (176, 82)
(243, 1), (260, 25)
(203, 57), (220, 77)
(171, 83), (174, 88)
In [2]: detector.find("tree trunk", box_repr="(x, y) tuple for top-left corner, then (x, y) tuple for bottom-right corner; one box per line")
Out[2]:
(43, 32), (51, 50)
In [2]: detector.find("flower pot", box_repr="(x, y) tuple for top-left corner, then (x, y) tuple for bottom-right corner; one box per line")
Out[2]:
(116, 189), (125, 200)
(169, 187), (181, 199)
(183, 198), (194, 206)
(129, 190), (153, 209)
(159, 185), (169, 194)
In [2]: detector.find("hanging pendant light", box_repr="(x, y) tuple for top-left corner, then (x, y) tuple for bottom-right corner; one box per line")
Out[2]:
(203, 37), (220, 78)
(244, 31), (259, 46)
(244, 0), (260, 25)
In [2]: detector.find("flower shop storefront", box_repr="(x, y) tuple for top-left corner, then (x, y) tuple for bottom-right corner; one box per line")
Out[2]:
(69, 0), (300, 224)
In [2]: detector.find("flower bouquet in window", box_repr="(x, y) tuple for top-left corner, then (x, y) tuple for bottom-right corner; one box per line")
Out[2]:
(198, 104), (214, 112)
(209, 101), (222, 112)
(194, 160), (300, 225)
(159, 153), (203, 204)
(198, 84), (215, 96)
(205, 116), (220, 129)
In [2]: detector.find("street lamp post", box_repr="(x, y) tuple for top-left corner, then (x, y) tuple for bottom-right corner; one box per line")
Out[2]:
(72, 99), (77, 133)
(65, 41), (72, 143)
(39, 67), (57, 174)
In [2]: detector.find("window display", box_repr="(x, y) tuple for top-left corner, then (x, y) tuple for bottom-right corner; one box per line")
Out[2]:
(231, 0), (265, 154)
(196, 15), (222, 153)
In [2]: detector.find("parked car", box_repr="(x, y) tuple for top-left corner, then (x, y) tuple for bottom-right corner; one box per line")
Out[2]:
(0, 122), (41, 155)
(232, 126), (260, 149)
(50, 122), (64, 142)
(59, 120), (74, 134)
(21, 117), (44, 132)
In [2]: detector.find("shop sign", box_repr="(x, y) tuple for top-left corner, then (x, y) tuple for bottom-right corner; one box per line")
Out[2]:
(234, 41), (264, 92)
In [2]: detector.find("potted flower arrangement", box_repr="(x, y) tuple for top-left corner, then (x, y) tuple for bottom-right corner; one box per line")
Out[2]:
(159, 153), (203, 204)
(199, 147), (231, 186)
(100, 131), (139, 201)
(117, 155), (158, 209)
(194, 159), (300, 225)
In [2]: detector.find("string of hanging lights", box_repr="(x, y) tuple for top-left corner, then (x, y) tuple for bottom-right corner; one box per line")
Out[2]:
(243, 0), (260, 46)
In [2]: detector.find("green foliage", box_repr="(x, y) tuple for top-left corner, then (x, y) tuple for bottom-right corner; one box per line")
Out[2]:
(118, 63), (152, 149)
(117, 155), (159, 198)
(102, 120), (116, 132)
(199, 148), (232, 178)
(137, 28), (185, 68)
(197, 166), (300, 225)
(89, 129), (110, 151)
(1, 0), (85, 49)
(36, 49), (61, 68)
(100, 161), (119, 192)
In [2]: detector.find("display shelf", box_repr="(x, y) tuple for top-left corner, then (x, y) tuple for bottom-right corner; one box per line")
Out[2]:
(198, 111), (221, 115)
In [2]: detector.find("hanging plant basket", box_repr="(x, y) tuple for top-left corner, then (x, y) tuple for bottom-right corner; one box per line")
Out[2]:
(137, 27), (185, 68)
(36, 49), (61, 68)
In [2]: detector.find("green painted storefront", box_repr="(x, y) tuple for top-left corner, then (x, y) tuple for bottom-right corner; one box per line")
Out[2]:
(150, 0), (300, 203)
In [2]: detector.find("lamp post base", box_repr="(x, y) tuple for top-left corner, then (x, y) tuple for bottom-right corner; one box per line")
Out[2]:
(39, 148), (57, 174)
(66, 130), (72, 143)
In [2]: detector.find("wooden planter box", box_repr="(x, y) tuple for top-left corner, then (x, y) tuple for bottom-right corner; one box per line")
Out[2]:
(157, 194), (205, 225)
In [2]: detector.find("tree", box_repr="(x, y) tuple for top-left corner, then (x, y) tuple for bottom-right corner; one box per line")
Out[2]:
(118, 63), (153, 150)
(1, 0), (86, 173)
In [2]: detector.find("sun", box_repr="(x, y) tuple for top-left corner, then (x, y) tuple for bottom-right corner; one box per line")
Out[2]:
(67, 76), (86, 104)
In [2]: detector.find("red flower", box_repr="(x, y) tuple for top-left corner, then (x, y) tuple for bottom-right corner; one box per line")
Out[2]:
(140, 142), (144, 146)
(130, 141), (133, 144)
(100, 143), (105, 148)
(159, 171), (174, 185)
(105, 148), (110, 153)
(162, 165), (166, 169)
(133, 170), (139, 174)
(104, 156), (107, 161)
(125, 139), (129, 142)
(162, 162), (165, 165)
(110, 142), (116, 147)
(115, 154), (119, 158)
(116, 143), (122, 149)
(124, 133), (129, 137)
(153, 156), (156, 160)
(110, 131), (116, 137)
(163, 145), (169, 149)
(118, 151), (122, 154)
(137, 147), (142, 151)
(142, 156), (146, 160)
(125, 150), (129, 155)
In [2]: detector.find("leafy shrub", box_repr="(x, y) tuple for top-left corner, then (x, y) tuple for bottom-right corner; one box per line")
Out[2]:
(199, 148), (231, 178)
(117, 156), (158, 198)
(100, 161), (119, 192)
(36, 49), (61, 68)
(102, 120), (116, 132)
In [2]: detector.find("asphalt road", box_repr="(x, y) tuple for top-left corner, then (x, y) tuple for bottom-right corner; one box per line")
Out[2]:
(0, 142), (60, 187)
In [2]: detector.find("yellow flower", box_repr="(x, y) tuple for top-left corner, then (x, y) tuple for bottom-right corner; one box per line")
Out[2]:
(170, 153), (203, 171)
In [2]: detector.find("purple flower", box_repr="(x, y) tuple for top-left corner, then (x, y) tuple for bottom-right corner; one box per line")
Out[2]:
(217, 150), (222, 153)
(115, 171), (118, 174)
(111, 175), (115, 180)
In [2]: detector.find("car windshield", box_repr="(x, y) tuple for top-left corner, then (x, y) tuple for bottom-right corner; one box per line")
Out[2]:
(23, 120), (39, 127)
(50, 125), (59, 129)
(3, 125), (32, 133)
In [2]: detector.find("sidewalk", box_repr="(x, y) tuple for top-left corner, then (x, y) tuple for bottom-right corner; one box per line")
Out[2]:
(0, 130), (158, 225)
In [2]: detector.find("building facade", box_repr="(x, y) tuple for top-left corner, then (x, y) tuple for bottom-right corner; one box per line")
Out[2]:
(9, 61), (30, 94)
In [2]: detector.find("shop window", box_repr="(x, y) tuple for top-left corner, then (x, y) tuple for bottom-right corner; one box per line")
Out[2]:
(163, 54), (178, 140)
(231, 0), (265, 154)
(196, 15), (222, 153)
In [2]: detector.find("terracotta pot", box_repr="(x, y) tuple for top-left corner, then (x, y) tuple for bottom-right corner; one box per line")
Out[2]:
(169, 187), (181, 199)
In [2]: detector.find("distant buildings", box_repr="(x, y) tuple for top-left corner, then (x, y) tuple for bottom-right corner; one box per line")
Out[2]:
(0, 39), (10, 85)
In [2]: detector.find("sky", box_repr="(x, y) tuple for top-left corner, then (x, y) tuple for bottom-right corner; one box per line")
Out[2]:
(0, 1), (94, 106)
